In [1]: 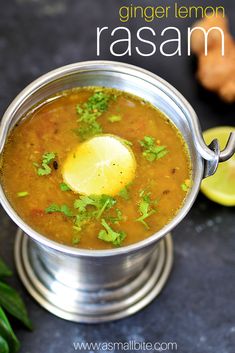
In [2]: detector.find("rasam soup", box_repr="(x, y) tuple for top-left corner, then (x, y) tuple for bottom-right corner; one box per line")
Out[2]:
(0, 87), (191, 249)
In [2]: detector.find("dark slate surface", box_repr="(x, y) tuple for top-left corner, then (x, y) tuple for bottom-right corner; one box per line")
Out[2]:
(0, 0), (234, 352)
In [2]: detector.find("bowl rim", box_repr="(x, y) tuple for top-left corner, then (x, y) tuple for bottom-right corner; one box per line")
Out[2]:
(0, 60), (204, 257)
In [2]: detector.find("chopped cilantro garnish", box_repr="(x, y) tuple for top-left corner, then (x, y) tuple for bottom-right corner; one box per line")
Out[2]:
(73, 212), (91, 232)
(98, 219), (126, 246)
(72, 194), (117, 234)
(81, 91), (110, 115)
(119, 186), (130, 200)
(74, 194), (116, 219)
(74, 121), (102, 141)
(122, 138), (133, 147)
(107, 208), (124, 224)
(45, 204), (73, 217)
(136, 190), (157, 229)
(139, 136), (168, 162)
(181, 179), (191, 192)
(108, 115), (122, 123)
(17, 191), (29, 197)
(76, 91), (113, 140)
(72, 234), (81, 245)
(45, 189), (125, 245)
(60, 182), (71, 192)
(42, 152), (56, 164)
(35, 152), (56, 176)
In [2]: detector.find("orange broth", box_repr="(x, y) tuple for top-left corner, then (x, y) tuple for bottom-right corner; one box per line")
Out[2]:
(0, 87), (191, 249)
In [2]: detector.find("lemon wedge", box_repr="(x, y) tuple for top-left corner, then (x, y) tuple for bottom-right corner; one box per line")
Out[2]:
(62, 135), (136, 196)
(201, 126), (235, 206)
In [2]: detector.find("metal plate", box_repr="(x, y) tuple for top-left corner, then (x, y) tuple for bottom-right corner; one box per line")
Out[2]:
(15, 230), (173, 323)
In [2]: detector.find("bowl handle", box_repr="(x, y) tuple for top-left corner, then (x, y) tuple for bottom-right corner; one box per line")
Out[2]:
(203, 132), (235, 178)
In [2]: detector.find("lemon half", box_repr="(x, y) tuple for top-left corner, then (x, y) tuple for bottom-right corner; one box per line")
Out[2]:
(62, 135), (136, 196)
(201, 126), (235, 206)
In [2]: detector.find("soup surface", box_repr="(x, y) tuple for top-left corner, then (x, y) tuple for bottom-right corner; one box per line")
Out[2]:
(0, 87), (191, 249)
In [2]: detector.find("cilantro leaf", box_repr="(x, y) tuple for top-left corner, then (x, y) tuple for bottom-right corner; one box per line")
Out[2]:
(60, 183), (71, 192)
(136, 190), (157, 229)
(41, 152), (56, 165)
(119, 186), (130, 200)
(74, 194), (116, 219)
(76, 121), (102, 141)
(82, 91), (110, 115)
(45, 204), (73, 217)
(76, 91), (113, 140)
(181, 179), (191, 192)
(72, 234), (81, 245)
(74, 212), (93, 232)
(17, 191), (29, 197)
(122, 138), (133, 147)
(108, 115), (122, 123)
(106, 208), (124, 224)
(35, 152), (56, 176)
(98, 219), (126, 246)
(139, 136), (168, 162)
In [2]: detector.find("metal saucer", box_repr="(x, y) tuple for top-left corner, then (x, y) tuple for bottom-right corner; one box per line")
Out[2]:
(14, 230), (173, 323)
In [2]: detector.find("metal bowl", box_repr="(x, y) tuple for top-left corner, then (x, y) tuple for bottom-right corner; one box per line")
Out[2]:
(0, 61), (234, 323)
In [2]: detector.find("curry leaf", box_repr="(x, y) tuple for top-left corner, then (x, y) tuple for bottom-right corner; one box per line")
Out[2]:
(0, 335), (9, 353)
(0, 306), (20, 353)
(0, 282), (32, 330)
(0, 260), (12, 278)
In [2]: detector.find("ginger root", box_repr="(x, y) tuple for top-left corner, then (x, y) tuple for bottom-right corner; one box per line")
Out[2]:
(191, 14), (235, 103)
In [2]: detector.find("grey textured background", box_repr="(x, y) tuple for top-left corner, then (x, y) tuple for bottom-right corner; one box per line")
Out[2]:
(0, 0), (234, 352)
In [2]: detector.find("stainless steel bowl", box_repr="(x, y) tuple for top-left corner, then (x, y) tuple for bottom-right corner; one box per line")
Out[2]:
(0, 61), (234, 323)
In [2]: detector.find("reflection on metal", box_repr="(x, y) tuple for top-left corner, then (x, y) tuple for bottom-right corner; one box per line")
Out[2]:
(15, 230), (173, 323)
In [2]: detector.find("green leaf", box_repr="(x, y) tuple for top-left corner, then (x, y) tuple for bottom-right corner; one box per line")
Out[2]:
(108, 115), (122, 123)
(74, 213), (91, 231)
(106, 208), (123, 224)
(37, 164), (51, 176)
(119, 186), (130, 200)
(16, 191), (29, 198)
(76, 91), (114, 140)
(59, 183), (71, 191)
(122, 139), (133, 147)
(74, 194), (116, 219)
(45, 204), (73, 217)
(77, 121), (102, 141)
(139, 136), (168, 162)
(42, 152), (56, 165)
(181, 180), (191, 192)
(0, 282), (32, 330)
(98, 219), (126, 246)
(0, 307), (20, 353)
(72, 234), (80, 245)
(0, 336), (9, 353)
(35, 152), (56, 176)
(0, 260), (12, 278)
(136, 190), (157, 229)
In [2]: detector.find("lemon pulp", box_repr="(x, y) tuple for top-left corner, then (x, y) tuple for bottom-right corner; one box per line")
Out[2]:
(62, 135), (136, 196)
(201, 126), (235, 206)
